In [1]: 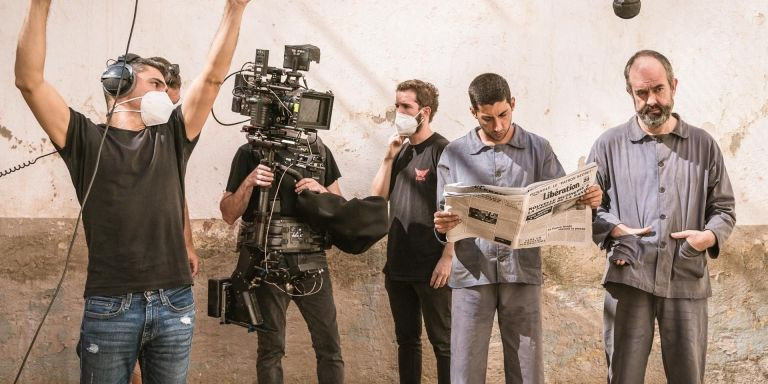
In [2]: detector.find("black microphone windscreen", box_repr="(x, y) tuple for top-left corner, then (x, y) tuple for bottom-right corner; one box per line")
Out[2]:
(613, 0), (641, 19)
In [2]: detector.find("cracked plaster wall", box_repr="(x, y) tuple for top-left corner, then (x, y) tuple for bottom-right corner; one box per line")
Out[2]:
(1, 1), (767, 383)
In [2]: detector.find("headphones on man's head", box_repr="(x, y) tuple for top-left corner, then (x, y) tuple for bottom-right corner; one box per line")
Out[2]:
(101, 53), (140, 97)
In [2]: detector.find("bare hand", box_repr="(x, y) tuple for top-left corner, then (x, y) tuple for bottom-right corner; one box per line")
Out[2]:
(434, 211), (460, 234)
(609, 224), (652, 266)
(245, 164), (274, 188)
(579, 184), (603, 208)
(187, 249), (200, 277)
(430, 248), (453, 288)
(385, 133), (405, 161)
(228, 0), (251, 7)
(671, 229), (716, 252)
(610, 223), (652, 238)
(295, 178), (327, 194)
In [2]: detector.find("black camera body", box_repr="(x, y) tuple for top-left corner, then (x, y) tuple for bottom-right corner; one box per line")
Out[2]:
(208, 45), (333, 332)
(231, 45), (334, 132)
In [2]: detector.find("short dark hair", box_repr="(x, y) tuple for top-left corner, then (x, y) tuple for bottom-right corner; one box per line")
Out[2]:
(147, 56), (181, 89)
(396, 79), (439, 122)
(468, 73), (512, 109)
(121, 54), (169, 83)
(624, 50), (675, 91)
(103, 54), (170, 102)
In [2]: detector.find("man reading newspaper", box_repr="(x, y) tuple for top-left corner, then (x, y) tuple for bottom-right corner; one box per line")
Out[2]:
(432, 73), (602, 384)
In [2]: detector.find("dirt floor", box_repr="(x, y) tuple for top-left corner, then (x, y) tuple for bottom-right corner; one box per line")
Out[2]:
(1, 218), (766, 383)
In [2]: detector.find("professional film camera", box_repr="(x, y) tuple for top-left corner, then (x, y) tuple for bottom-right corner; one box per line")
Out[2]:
(231, 45), (333, 132)
(208, 45), (334, 332)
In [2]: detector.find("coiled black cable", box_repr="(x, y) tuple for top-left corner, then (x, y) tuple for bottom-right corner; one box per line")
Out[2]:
(0, 149), (59, 178)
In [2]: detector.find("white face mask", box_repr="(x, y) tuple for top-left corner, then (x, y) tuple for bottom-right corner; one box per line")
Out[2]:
(394, 110), (422, 136)
(112, 91), (175, 127)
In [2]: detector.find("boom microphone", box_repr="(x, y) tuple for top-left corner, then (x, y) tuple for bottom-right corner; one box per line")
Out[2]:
(613, 0), (641, 19)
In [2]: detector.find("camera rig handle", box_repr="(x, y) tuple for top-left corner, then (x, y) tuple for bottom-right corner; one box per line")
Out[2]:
(253, 152), (275, 250)
(251, 149), (315, 253)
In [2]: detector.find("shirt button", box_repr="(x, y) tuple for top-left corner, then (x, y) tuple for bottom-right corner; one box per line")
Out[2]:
(659, 187), (666, 193)
(658, 161), (664, 167)
(660, 241), (667, 248)
(660, 214), (667, 220)
(655, 137), (663, 143)
(495, 170), (502, 178)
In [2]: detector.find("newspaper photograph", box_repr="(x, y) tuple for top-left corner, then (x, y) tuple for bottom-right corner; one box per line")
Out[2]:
(443, 163), (598, 249)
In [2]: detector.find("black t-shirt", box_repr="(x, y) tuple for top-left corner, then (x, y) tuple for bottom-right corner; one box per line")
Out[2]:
(55, 106), (197, 297)
(225, 141), (341, 221)
(384, 133), (449, 281)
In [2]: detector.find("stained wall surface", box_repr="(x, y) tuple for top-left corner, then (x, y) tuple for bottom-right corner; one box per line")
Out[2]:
(1, 1), (766, 383)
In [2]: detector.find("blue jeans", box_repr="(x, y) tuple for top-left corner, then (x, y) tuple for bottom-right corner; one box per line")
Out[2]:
(77, 285), (196, 384)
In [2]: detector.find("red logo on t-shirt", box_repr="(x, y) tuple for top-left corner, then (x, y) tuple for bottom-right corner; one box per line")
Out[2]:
(415, 168), (429, 182)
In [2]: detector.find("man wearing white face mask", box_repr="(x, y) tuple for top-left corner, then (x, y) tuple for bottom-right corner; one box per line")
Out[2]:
(371, 79), (452, 384)
(14, 0), (251, 382)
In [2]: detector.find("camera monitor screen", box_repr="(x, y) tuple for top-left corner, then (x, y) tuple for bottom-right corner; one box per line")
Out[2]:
(297, 92), (333, 130)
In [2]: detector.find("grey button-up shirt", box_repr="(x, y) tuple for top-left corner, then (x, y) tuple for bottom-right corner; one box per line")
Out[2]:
(588, 114), (736, 299)
(437, 124), (565, 288)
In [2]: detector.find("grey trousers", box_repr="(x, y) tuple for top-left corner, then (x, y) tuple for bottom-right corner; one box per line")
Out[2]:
(254, 269), (344, 384)
(603, 283), (708, 384)
(451, 283), (543, 384)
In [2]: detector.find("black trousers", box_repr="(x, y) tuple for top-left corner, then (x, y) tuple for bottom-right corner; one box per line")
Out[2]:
(255, 268), (344, 384)
(385, 276), (452, 384)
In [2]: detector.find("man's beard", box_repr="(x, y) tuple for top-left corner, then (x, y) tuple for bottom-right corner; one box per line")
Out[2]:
(637, 99), (674, 128)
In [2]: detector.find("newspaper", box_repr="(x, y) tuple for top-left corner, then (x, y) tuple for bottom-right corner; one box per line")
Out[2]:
(443, 163), (598, 249)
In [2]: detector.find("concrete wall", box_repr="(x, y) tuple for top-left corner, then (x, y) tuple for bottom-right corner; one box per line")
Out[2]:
(1, 0), (767, 383)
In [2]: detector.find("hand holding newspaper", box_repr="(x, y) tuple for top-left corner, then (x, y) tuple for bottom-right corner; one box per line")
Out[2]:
(443, 163), (598, 249)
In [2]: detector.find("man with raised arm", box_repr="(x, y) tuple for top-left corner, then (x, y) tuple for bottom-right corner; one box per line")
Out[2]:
(14, 1), (251, 382)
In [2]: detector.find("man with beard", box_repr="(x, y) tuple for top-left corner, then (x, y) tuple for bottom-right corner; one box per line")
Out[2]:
(588, 50), (735, 384)
(371, 79), (452, 384)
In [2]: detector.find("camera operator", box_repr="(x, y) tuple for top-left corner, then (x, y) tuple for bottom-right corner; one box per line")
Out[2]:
(14, 0), (251, 382)
(219, 138), (345, 383)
